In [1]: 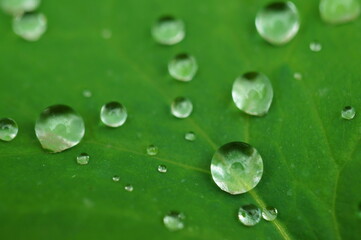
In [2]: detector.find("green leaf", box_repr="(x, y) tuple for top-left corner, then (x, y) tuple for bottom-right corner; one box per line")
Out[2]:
(0, 0), (360, 239)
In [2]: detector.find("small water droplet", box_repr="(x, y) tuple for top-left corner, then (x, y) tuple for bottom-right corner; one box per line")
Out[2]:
(82, 89), (92, 98)
(341, 106), (356, 120)
(310, 41), (322, 52)
(101, 28), (112, 39)
(320, 0), (360, 24)
(147, 144), (158, 156)
(1, 0), (40, 16)
(163, 211), (185, 231)
(158, 164), (167, 173)
(171, 97), (193, 118)
(293, 72), (302, 80)
(184, 131), (196, 141)
(13, 12), (47, 41)
(262, 207), (278, 221)
(210, 142), (264, 194)
(152, 16), (185, 45)
(168, 54), (198, 82)
(124, 184), (133, 192)
(35, 105), (85, 153)
(76, 153), (90, 165)
(232, 72), (273, 116)
(112, 175), (120, 182)
(255, 1), (300, 45)
(100, 101), (127, 127)
(0, 118), (18, 142)
(238, 204), (262, 226)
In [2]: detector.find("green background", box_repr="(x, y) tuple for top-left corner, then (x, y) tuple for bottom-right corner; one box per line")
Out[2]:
(0, 0), (360, 239)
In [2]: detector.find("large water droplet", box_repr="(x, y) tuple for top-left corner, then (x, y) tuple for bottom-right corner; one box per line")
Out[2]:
(232, 72), (273, 116)
(341, 106), (356, 120)
(255, 1), (300, 45)
(320, 0), (360, 24)
(151, 16), (185, 45)
(163, 211), (185, 231)
(184, 131), (196, 141)
(158, 164), (167, 173)
(171, 97), (193, 118)
(238, 204), (262, 226)
(100, 102), (127, 127)
(147, 144), (158, 156)
(310, 41), (322, 52)
(13, 12), (47, 41)
(262, 207), (278, 221)
(124, 184), (133, 192)
(35, 105), (85, 153)
(1, 0), (40, 16)
(0, 118), (18, 142)
(168, 54), (198, 82)
(210, 142), (263, 194)
(76, 153), (89, 165)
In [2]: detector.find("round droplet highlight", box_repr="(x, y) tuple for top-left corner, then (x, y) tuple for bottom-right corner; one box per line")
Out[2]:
(100, 101), (127, 127)
(82, 90), (92, 98)
(341, 106), (356, 120)
(152, 16), (185, 45)
(112, 175), (120, 182)
(163, 211), (185, 231)
(1, 0), (40, 16)
(320, 0), (360, 24)
(124, 184), (133, 192)
(232, 72), (273, 116)
(171, 97), (193, 118)
(238, 204), (262, 226)
(147, 144), (158, 156)
(210, 142), (264, 194)
(255, 1), (300, 45)
(0, 118), (18, 142)
(185, 131), (196, 141)
(168, 54), (198, 82)
(158, 164), (167, 173)
(35, 105), (85, 153)
(262, 207), (278, 221)
(310, 41), (322, 52)
(76, 153), (89, 165)
(293, 72), (302, 80)
(13, 12), (47, 41)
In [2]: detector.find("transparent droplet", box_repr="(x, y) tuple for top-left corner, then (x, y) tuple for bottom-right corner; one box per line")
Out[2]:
(293, 72), (302, 80)
(147, 144), (158, 156)
(112, 175), (120, 182)
(262, 207), (278, 221)
(171, 97), (193, 118)
(184, 131), (196, 141)
(238, 204), (262, 226)
(35, 105), (85, 153)
(0, 118), (18, 142)
(13, 12), (47, 41)
(1, 0), (40, 16)
(168, 54), (198, 82)
(82, 90), (92, 98)
(341, 106), (356, 120)
(100, 101), (127, 128)
(158, 164), (167, 173)
(255, 1), (300, 45)
(163, 211), (185, 231)
(210, 142), (264, 194)
(320, 0), (360, 24)
(310, 41), (322, 52)
(76, 153), (89, 165)
(151, 16), (185, 45)
(124, 184), (133, 192)
(101, 28), (112, 39)
(232, 72), (273, 116)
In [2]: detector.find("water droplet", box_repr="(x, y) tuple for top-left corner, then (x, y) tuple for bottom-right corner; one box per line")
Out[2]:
(1, 0), (40, 16)
(262, 207), (278, 221)
(184, 131), (196, 141)
(100, 101), (127, 128)
(232, 72), (273, 116)
(293, 72), (302, 80)
(171, 97), (193, 118)
(151, 16), (185, 45)
(35, 105), (85, 153)
(0, 118), (18, 142)
(13, 12), (47, 41)
(163, 211), (185, 231)
(238, 204), (262, 226)
(341, 106), (356, 120)
(112, 175), (120, 182)
(158, 164), (167, 173)
(255, 1), (300, 45)
(147, 144), (158, 156)
(210, 142), (264, 194)
(101, 28), (112, 39)
(76, 153), (89, 165)
(124, 184), (133, 192)
(320, 0), (360, 24)
(310, 41), (322, 52)
(168, 54), (198, 82)
(82, 90), (92, 98)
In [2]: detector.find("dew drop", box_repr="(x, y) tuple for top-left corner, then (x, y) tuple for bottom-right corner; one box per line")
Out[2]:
(163, 211), (185, 231)
(1, 0), (40, 16)
(184, 131), (196, 141)
(255, 1), (300, 45)
(124, 184), (133, 192)
(100, 101), (127, 127)
(168, 54), (198, 82)
(262, 207), (278, 221)
(320, 0), (360, 24)
(101, 28), (112, 39)
(238, 204), (262, 226)
(158, 164), (167, 173)
(293, 72), (302, 80)
(151, 16), (185, 45)
(341, 106), (356, 120)
(76, 153), (89, 165)
(35, 104), (85, 153)
(147, 144), (158, 156)
(112, 175), (120, 182)
(210, 142), (264, 194)
(13, 12), (47, 41)
(171, 97), (193, 118)
(310, 41), (322, 52)
(0, 118), (18, 142)
(82, 89), (92, 98)
(232, 72), (273, 116)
